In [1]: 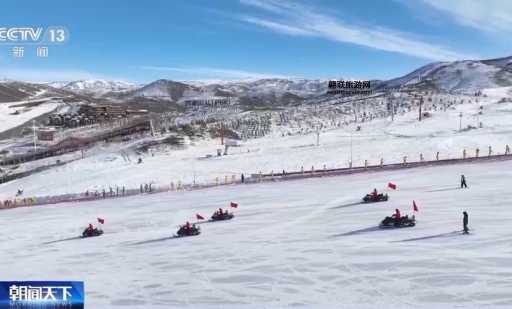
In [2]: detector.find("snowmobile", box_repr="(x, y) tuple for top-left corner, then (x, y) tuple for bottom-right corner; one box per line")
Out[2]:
(81, 227), (104, 238)
(176, 224), (201, 237)
(363, 193), (389, 203)
(379, 215), (415, 228)
(210, 211), (234, 221)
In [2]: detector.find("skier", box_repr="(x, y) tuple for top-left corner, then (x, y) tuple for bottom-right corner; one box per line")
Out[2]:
(218, 208), (223, 215)
(463, 211), (469, 234)
(241, 173), (245, 183)
(461, 174), (468, 188)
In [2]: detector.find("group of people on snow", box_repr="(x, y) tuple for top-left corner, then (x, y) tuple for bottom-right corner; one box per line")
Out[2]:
(140, 183), (153, 193)
(379, 174), (470, 232)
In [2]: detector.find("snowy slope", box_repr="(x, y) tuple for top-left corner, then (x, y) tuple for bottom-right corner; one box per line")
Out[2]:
(1, 160), (511, 308)
(380, 56), (512, 93)
(0, 101), (61, 133)
(2, 87), (511, 198)
(0, 81), (67, 103)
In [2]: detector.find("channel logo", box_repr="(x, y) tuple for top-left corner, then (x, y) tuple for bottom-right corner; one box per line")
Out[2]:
(0, 281), (84, 309)
(0, 26), (69, 44)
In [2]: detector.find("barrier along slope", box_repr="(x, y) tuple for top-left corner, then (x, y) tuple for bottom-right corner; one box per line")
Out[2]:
(1, 148), (511, 210)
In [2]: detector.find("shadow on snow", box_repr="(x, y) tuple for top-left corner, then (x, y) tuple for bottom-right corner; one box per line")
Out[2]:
(42, 236), (83, 245)
(130, 236), (181, 246)
(331, 226), (382, 237)
(329, 201), (363, 210)
(426, 187), (462, 193)
(391, 230), (463, 242)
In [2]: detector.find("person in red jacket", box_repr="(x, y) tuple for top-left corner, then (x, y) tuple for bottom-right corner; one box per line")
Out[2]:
(394, 209), (401, 220)
(86, 224), (94, 237)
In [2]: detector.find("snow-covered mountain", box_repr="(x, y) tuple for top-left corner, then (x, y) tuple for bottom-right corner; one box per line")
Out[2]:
(126, 79), (201, 101)
(44, 81), (71, 89)
(0, 81), (73, 103)
(7, 55), (512, 105)
(112, 78), (327, 106)
(212, 78), (327, 97)
(60, 79), (137, 95)
(378, 56), (512, 93)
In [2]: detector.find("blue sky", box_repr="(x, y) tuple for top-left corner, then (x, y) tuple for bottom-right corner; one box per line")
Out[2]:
(0, 0), (511, 83)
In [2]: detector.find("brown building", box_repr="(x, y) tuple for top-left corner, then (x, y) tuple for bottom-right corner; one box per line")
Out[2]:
(37, 127), (57, 141)
(80, 104), (127, 119)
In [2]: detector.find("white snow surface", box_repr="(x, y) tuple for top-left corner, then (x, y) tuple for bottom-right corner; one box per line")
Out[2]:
(1, 160), (511, 308)
(0, 101), (60, 133)
(2, 88), (512, 198)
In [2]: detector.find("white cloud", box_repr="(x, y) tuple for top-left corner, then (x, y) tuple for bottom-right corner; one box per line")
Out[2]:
(240, 0), (476, 61)
(420, 0), (512, 34)
(241, 16), (314, 36)
(139, 65), (293, 80)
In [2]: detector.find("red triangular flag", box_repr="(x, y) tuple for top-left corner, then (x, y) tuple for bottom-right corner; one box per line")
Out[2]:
(97, 217), (105, 224)
(196, 213), (205, 220)
(388, 182), (397, 190)
(230, 202), (238, 208)
(413, 200), (419, 212)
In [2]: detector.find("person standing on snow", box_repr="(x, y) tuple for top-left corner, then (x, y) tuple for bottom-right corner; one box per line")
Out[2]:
(463, 211), (469, 234)
(461, 174), (468, 188)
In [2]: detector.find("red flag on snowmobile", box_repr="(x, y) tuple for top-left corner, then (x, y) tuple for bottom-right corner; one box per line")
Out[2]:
(230, 202), (238, 208)
(388, 182), (397, 190)
(97, 217), (105, 224)
(413, 200), (419, 212)
(196, 213), (205, 220)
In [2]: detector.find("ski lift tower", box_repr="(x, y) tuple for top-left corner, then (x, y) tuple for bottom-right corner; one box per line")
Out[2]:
(315, 124), (321, 146)
(32, 120), (38, 152)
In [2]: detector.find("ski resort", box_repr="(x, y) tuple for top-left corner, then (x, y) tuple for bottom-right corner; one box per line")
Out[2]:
(1, 1), (512, 308)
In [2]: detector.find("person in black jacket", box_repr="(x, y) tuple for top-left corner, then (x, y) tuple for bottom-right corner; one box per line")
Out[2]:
(460, 174), (468, 188)
(463, 211), (469, 234)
